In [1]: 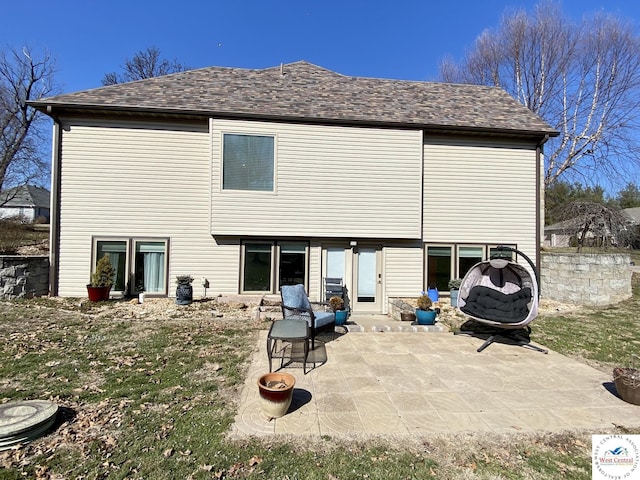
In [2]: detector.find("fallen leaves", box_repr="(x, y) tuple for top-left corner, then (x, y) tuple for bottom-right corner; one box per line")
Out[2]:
(0, 397), (125, 471)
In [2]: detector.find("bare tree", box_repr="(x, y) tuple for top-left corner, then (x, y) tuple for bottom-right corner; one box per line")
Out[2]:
(553, 201), (636, 250)
(439, 2), (640, 187)
(102, 46), (188, 85)
(0, 46), (57, 195)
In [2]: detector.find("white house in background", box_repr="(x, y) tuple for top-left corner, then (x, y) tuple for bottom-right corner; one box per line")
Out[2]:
(0, 185), (50, 223)
(30, 61), (557, 312)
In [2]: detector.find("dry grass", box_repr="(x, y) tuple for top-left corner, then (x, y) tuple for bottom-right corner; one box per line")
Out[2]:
(0, 219), (48, 254)
(0, 287), (639, 478)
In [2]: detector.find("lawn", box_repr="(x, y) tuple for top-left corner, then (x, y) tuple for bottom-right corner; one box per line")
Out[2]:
(0, 285), (639, 479)
(0, 219), (48, 255)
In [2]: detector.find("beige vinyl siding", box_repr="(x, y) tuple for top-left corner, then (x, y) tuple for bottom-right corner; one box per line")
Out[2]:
(211, 119), (423, 239)
(383, 242), (424, 302)
(56, 118), (239, 297)
(423, 136), (538, 263)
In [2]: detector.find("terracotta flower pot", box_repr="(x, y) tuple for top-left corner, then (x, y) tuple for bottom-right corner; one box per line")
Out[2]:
(86, 285), (111, 302)
(613, 367), (640, 405)
(257, 372), (295, 420)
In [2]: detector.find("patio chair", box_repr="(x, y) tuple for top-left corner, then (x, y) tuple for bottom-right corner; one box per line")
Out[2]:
(281, 284), (335, 349)
(455, 246), (548, 353)
(324, 277), (345, 302)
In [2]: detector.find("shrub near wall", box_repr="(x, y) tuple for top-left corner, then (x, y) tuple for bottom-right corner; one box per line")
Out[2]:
(540, 252), (631, 306)
(0, 256), (49, 299)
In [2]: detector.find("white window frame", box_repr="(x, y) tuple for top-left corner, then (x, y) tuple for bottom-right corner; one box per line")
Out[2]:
(221, 132), (276, 192)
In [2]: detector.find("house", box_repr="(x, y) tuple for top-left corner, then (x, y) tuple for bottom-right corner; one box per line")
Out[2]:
(29, 61), (557, 312)
(0, 185), (50, 223)
(544, 206), (640, 248)
(543, 220), (575, 247)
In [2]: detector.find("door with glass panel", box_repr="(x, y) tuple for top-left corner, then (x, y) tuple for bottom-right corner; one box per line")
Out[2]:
(353, 246), (382, 312)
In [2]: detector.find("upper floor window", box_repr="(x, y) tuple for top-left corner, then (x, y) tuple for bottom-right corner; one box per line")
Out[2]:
(223, 133), (274, 191)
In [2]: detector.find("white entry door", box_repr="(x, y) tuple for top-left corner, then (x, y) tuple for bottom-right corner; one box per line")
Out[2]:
(323, 245), (383, 313)
(353, 246), (382, 313)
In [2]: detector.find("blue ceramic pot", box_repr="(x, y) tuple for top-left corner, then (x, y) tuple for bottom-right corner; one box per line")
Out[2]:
(335, 310), (348, 325)
(415, 308), (437, 325)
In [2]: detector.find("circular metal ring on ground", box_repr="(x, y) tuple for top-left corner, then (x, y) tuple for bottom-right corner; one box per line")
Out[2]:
(0, 400), (58, 451)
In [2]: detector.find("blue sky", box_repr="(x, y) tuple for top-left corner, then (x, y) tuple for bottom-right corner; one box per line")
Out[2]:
(4, 0), (640, 94)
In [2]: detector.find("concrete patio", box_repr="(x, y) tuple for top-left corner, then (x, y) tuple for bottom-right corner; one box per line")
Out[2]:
(230, 315), (640, 437)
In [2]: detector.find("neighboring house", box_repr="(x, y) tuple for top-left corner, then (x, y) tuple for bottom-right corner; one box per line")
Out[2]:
(543, 220), (575, 247)
(30, 61), (557, 312)
(544, 207), (640, 248)
(0, 185), (50, 223)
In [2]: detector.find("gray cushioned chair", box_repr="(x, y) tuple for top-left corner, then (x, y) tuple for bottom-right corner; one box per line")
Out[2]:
(281, 284), (335, 349)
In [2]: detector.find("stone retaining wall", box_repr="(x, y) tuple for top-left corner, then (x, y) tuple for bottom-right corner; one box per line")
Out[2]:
(0, 256), (49, 299)
(388, 298), (414, 321)
(540, 252), (631, 306)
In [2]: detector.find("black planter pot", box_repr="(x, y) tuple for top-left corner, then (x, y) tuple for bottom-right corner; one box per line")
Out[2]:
(176, 284), (193, 305)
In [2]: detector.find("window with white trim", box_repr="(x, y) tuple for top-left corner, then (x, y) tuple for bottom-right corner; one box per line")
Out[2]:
(92, 237), (169, 296)
(223, 133), (274, 191)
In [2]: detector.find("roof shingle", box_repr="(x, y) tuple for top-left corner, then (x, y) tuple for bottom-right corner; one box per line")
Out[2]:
(31, 61), (557, 136)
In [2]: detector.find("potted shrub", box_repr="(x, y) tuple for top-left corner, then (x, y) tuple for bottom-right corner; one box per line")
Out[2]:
(415, 291), (437, 325)
(449, 278), (462, 307)
(87, 254), (116, 302)
(329, 295), (348, 326)
(175, 275), (194, 305)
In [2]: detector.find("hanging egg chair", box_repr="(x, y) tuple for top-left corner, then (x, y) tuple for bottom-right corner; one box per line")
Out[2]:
(455, 246), (548, 353)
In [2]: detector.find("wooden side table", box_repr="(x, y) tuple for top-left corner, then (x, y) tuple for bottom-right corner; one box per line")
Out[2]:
(267, 319), (310, 374)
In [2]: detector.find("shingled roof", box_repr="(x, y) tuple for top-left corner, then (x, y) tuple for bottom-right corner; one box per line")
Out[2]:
(31, 61), (556, 137)
(0, 185), (50, 208)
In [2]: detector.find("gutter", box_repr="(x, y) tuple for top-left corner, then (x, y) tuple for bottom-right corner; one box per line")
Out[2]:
(48, 106), (62, 296)
(29, 101), (559, 139)
(536, 134), (551, 277)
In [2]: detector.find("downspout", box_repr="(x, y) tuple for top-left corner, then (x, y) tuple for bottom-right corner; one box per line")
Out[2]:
(536, 134), (550, 276)
(48, 106), (62, 296)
